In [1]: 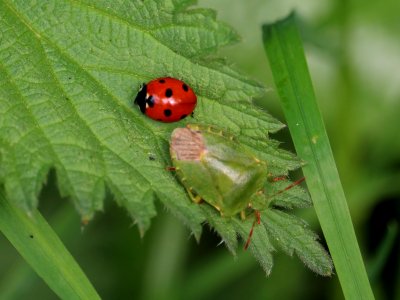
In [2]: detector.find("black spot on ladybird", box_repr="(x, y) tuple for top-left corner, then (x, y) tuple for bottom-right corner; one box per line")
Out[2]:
(164, 109), (172, 117)
(180, 114), (187, 120)
(165, 88), (173, 98)
(182, 83), (189, 92)
(146, 96), (155, 108)
(159, 79), (166, 83)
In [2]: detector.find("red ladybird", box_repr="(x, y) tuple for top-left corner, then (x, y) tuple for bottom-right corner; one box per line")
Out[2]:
(134, 77), (197, 123)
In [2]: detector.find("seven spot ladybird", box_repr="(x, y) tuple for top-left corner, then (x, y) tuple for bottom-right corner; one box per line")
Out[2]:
(134, 77), (197, 123)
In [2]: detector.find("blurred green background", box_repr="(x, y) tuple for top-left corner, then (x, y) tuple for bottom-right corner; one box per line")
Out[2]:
(1, 0), (399, 299)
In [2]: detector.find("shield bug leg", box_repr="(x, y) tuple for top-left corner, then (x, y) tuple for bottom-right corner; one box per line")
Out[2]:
(271, 177), (305, 197)
(244, 178), (306, 250)
(271, 175), (288, 182)
(283, 177), (305, 190)
(165, 163), (203, 204)
(244, 210), (261, 250)
(187, 187), (203, 204)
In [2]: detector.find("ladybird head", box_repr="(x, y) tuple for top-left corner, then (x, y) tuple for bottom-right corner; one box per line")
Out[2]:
(134, 83), (148, 114)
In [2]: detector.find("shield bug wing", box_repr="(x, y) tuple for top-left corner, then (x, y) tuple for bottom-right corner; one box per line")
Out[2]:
(201, 134), (267, 216)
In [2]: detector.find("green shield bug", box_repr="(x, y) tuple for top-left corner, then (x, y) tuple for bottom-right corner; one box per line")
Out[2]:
(170, 124), (288, 249)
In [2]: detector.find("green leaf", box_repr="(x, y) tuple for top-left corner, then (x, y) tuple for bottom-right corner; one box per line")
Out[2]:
(0, 0), (264, 236)
(262, 12), (374, 298)
(0, 189), (100, 299)
(367, 221), (398, 282)
(233, 216), (275, 275)
(196, 101), (285, 138)
(201, 205), (238, 255)
(264, 209), (333, 276)
(0, 0), (329, 278)
(265, 179), (312, 209)
(238, 136), (303, 175)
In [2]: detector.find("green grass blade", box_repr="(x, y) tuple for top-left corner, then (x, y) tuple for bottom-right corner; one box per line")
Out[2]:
(367, 221), (398, 282)
(262, 13), (374, 299)
(0, 190), (100, 300)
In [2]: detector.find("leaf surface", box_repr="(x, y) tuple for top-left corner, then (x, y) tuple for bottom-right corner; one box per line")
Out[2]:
(0, 0), (331, 275)
(0, 0), (264, 235)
